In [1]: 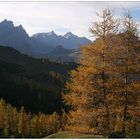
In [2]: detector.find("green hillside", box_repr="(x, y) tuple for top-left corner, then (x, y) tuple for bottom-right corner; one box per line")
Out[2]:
(46, 131), (104, 138)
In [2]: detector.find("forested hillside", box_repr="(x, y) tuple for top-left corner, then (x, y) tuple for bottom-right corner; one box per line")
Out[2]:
(0, 46), (77, 114)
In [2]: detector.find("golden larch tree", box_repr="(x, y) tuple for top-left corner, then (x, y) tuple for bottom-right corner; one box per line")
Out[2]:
(111, 11), (140, 137)
(63, 9), (119, 136)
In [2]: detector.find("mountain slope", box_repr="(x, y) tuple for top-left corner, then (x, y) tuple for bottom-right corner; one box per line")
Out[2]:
(0, 46), (77, 114)
(31, 31), (91, 50)
(0, 19), (33, 54)
(48, 45), (72, 55)
(47, 45), (80, 62)
(64, 32), (90, 48)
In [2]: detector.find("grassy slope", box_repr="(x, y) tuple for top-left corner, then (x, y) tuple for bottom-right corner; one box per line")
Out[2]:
(45, 131), (104, 138)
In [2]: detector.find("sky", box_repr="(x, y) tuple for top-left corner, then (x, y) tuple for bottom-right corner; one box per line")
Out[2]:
(0, 1), (140, 39)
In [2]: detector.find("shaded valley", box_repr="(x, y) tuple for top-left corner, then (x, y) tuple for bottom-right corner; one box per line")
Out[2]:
(0, 46), (77, 114)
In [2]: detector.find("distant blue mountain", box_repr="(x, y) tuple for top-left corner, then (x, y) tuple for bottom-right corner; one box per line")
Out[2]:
(46, 45), (80, 62)
(0, 19), (33, 54)
(0, 19), (91, 61)
(31, 31), (91, 50)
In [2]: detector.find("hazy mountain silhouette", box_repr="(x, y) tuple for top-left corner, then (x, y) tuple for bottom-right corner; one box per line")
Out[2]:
(49, 45), (72, 55)
(31, 31), (91, 50)
(0, 19), (34, 54)
(0, 19), (91, 61)
(46, 45), (81, 62)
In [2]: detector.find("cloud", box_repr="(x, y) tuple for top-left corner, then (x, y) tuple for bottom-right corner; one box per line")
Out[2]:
(0, 1), (140, 39)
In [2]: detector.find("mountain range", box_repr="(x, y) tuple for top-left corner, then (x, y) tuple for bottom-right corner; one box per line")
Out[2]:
(0, 19), (91, 61)
(31, 31), (90, 50)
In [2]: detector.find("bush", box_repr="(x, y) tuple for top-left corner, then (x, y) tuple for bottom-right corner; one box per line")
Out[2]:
(130, 131), (140, 138)
(108, 131), (125, 138)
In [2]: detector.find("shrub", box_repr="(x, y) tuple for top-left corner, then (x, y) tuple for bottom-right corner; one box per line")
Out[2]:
(130, 131), (140, 138)
(108, 131), (125, 138)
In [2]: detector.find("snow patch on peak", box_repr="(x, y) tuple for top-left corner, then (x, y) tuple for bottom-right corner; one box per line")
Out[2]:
(64, 32), (74, 38)
(46, 30), (56, 36)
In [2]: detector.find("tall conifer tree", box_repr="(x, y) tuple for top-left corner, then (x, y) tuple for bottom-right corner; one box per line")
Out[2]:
(63, 9), (119, 135)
